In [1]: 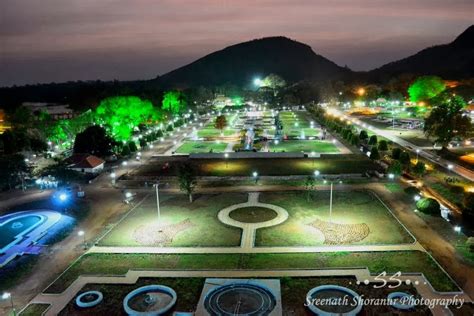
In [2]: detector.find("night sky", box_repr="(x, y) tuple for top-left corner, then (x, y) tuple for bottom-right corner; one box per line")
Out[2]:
(1, 0), (473, 86)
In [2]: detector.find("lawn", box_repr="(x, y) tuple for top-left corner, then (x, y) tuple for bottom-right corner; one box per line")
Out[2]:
(19, 304), (50, 316)
(257, 191), (414, 246)
(175, 141), (228, 153)
(98, 193), (245, 247)
(269, 140), (339, 153)
(133, 155), (381, 177)
(45, 251), (458, 294)
(229, 206), (278, 223)
(197, 128), (237, 138)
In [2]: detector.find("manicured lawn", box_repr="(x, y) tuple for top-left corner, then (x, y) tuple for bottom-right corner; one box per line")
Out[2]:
(98, 193), (244, 247)
(197, 128), (237, 138)
(134, 156), (381, 177)
(59, 278), (204, 315)
(229, 207), (277, 223)
(19, 304), (50, 316)
(257, 191), (414, 246)
(269, 140), (339, 153)
(175, 141), (228, 153)
(45, 251), (458, 294)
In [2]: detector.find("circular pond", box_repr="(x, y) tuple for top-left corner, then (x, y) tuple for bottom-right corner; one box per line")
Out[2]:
(76, 291), (103, 308)
(123, 285), (177, 315)
(204, 282), (276, 316)
(306, 285), (362, 315)
(229, 207), (278, 223)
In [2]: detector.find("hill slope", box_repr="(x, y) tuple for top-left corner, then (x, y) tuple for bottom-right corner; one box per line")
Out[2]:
(158, 36), (351, 87)
(369, 25), (474, 80)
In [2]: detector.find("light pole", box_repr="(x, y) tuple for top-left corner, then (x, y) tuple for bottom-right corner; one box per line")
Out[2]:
(2, 292), (15, 316)
(224, 153), (229, 168)
(78, 230), (86, 249)
(154, 183), (162, 231)
(110, 172), (116, 186)
(253, 171), (259, 184)
(416, 149), (420, 163)
(324, 177), (341, 222)
(311, 151), (316, 166)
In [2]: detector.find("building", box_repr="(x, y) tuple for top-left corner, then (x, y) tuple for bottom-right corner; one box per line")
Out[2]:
(0, 109), (11, 134)
(23, 102), (74, 120)
(65, 154), (105, 174)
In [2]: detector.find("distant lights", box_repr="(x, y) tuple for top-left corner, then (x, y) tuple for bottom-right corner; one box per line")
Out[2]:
(414, 195), (421, 202)
(454, 226), (461, 233)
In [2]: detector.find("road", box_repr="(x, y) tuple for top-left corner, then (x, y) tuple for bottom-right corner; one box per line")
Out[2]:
(332, 108), (474, 182)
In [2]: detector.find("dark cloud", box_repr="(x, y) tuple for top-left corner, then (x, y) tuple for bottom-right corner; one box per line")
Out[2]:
(1, 0), (473, 86)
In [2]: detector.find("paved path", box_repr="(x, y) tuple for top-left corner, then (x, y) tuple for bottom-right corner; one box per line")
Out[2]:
(217, 192), (289, 248)
(30, 268), (469, 316)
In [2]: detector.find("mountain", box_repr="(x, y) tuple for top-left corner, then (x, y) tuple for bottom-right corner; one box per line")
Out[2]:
(369, 25), (474, 80)
(158, 36), (351, 87)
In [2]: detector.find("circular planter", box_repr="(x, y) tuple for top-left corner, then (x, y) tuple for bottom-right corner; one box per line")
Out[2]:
(75, 291), (103, 308)
(123, 285), (177, 316)
(306, 285), (362, 316)
(388, 292), (416, 310)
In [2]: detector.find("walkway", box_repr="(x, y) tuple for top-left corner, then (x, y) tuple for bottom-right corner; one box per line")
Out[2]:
(30, 268), (469, 316)
(217, 192), (289, 248)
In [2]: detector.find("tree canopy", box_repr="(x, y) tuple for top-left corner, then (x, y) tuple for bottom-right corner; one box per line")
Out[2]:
(162, 91), (186, 115)
(408, 76), (445, 102)
(95, 96), (160, 141)
(73, 125), (115, 157)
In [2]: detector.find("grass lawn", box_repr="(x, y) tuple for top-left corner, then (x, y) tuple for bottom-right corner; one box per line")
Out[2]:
(134, 156), (381, 177)
(175, 141), (228, 153)
(269, 140), (339, 153)
(45, 251), (457, 294)
(98, 193), (245, 247)
(285, 127), (319, 138)
(19, 304), (50, 316)
(197, 128), (237, 138)
(257, 191), (414, 246)
(229, 207), (278, 223)
(59, 278), (204, 315)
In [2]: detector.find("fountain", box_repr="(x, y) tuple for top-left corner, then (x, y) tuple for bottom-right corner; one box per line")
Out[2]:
(123, 285), (177, 315)
(75, 291), (103, 308)
(244, 128), (255, 150)
(306, 285), (362, 316)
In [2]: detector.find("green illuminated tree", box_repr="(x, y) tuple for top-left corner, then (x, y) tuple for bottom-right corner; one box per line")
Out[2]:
(95, 96), (160, 141)
(261, 74), (286, 96)
(424, 96), (472, 148)
(408, 76), (445, 102)
(162, 91), (186, 115)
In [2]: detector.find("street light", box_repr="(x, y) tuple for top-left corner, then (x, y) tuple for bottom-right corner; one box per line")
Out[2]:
(414, 195), (421, 202)
(110, 172), (116, 185)
(153, 183), (162, 231)
(416, 149), (420, 162)
(224, 153), (229, 168)
(78, 230), (86, 249)
(252, 171), (259, 184)
(122, 161), (128, 166)
(2, 292), (16, 316)
(314, 170), (320, 177)
(454, 226), (461, 233)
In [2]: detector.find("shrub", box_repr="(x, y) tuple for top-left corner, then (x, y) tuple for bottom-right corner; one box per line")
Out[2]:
(387, 160), (403, 176)
(369, 147), (380, 160)
(157, 130), (164, 137)
(413, 161), (426, 177)
(359, 130), (369, 141)
(378, 140), (388, 151)
(404, 186), (420, 196)
(399, 152), (411, 166)
(392, 147), (402, 159)
(368, 135), (378, 146)
(139, 138), (147, 148)
(128, 141), (137, 153)
(416, 198), (441, 215)
(350, 134), (360, 146)
(463, 192), (474, 214)
(121, 145), (130, 156)
(166, 125), (174, 132)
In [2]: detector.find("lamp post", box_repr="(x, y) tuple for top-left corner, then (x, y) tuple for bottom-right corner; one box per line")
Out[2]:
(224, 153), (229, 168)
(311, 151), (316, 166)
(252, 171), (259, 184)
(110, 172), (116, 185)
(2, 292), (15, 316)
(416, 149), (420, 163)
(153, 183), (162, 231)
(78, 230), (86, 249)
(324, 177), (341, 222)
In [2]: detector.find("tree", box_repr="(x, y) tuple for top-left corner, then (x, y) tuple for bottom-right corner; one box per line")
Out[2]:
(128, 141), (137, 153)
(416, 198), (440, 216)
(369, 147), (380, 160)
(359, 130), (369, 141)
(162, 91), (186, 115)
(304, 176), (316, 201)
(368, 135), (378, 146)
(392, 147), (402, 160)
(424, 96), (472, 148)
(399, 151), (411, 168)
(387, 160), (403, 176)
(463, 192), (474, 218)
(178, 163), (197, 203)
(413, 161), (426, 177)
(40, 161), (83, 184)
(261, 74), (286, 96)
(95, 96), (160, 141)
(215, 115), (227, 132)
(408, 76), (445, 102)
(0, 154), (29, 190)
(378, 140), (388, 151)
(73, 125), (114, 157)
